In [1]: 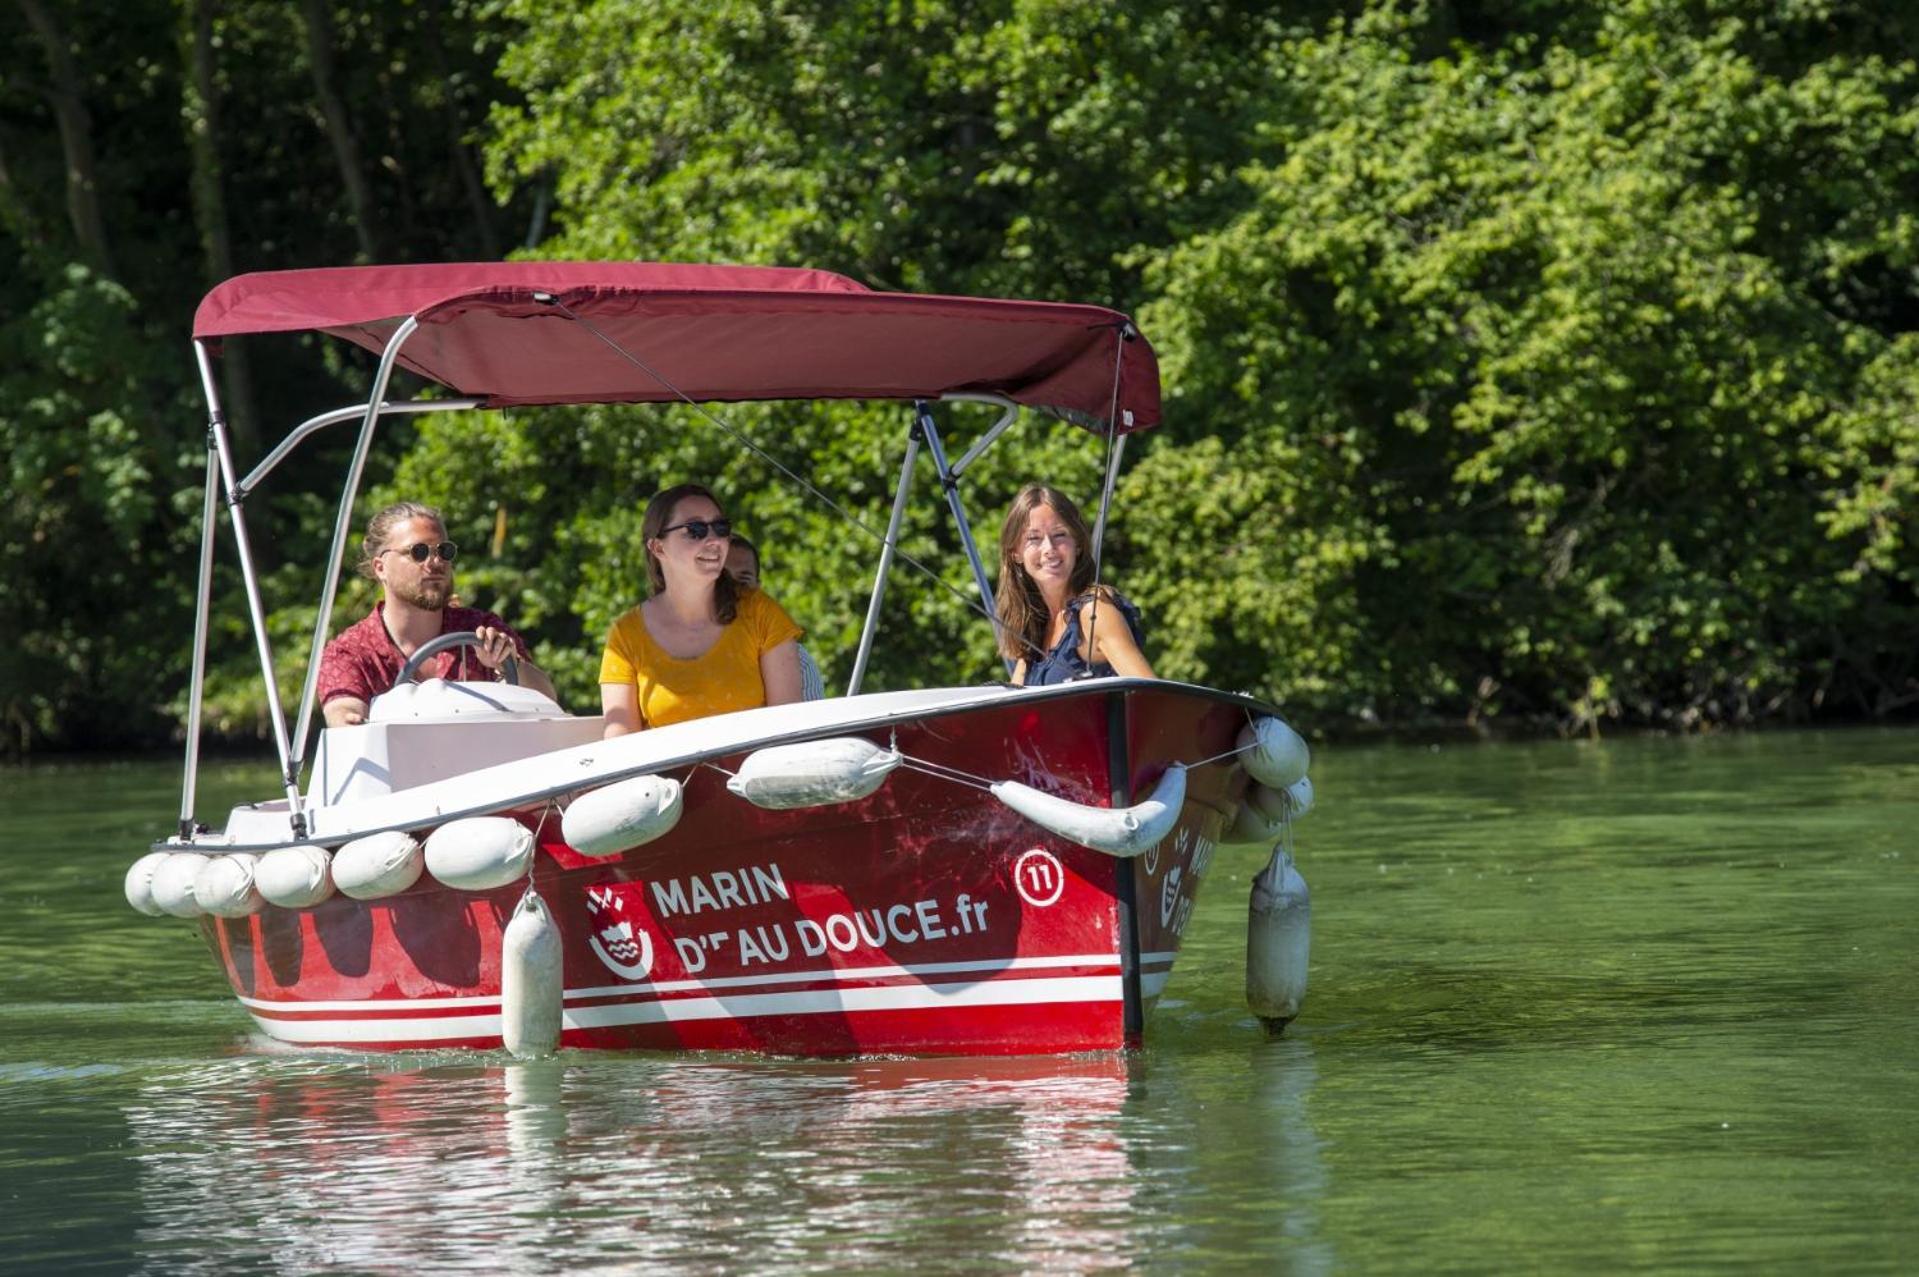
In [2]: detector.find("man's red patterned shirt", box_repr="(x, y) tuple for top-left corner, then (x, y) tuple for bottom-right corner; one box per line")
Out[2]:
(317, 603), (530, 707)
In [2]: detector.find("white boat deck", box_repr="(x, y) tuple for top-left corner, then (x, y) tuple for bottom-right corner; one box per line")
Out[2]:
(202, 683), (1038, 850)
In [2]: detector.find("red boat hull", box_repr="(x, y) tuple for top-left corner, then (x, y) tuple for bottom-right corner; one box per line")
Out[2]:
(206, 683), (1250, 1055)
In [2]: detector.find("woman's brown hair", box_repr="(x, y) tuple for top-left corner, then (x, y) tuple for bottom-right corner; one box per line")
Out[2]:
(993, 483), (1095, 662)
(641, 483), (739, 625)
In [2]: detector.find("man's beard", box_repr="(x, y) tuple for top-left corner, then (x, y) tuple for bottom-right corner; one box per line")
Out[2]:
(391, 577), (450, 610)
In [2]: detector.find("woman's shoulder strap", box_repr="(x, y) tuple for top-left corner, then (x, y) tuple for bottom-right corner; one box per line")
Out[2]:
(1071, 585), (1136, 613)
(1070, 586), (1142, 640)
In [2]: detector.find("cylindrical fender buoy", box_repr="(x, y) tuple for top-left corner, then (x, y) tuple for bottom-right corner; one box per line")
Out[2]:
(194, 854), (263, 918)
(150, 853), (209, 918)
(726, 736), (901, 809)
(332, 830), (425, 900)
(561, 774), (683, 858)
(125, 851), (173, 917)
(1246, 847), (1311, 1030)
(1284, 775), (1314, 819)
(501, 889), (563, 1058)
(426, 817), (535, 891)
(1226, 776), (1315, 845)
(1238, 717), (1310, 790)
(990, 765), (1187, 858)
(255, 844), (335, 909)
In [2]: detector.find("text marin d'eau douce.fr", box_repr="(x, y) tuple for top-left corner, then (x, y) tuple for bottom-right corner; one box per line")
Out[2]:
(642, 862), (995, 973)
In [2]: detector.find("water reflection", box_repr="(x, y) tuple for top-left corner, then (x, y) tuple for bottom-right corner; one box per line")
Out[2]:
(17, 734), (1919, 1272)
(1253, 1037), (1333, 1275)
(120, 1048), (1336, 1272)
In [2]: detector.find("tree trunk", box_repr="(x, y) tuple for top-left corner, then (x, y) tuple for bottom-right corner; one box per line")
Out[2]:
(16, 0), (115, 277)
(419, 0), (499, 258)
(297, 0), (383, 262)
(182, 0), (257, 457)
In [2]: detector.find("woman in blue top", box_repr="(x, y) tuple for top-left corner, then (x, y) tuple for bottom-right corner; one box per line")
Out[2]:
(993, 483), (1155, 685)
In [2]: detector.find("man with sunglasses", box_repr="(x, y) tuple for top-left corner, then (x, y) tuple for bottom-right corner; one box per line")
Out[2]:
(318, 502), (557, 727)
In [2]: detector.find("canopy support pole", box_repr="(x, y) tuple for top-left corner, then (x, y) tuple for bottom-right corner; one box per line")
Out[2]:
(194, 340), (307, 834)
(288, 317), (422, 782)
(847, 416), (922, 696)
(1091, 432), (1128, 562)
(176, 407), (221, 841)
(918, 402), (1012, 677)
(240, 398), (483, 499)
(940, 393), (1019, 478)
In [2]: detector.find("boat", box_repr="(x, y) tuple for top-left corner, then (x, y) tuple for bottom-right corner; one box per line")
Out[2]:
(125, 261), (1314, 1056)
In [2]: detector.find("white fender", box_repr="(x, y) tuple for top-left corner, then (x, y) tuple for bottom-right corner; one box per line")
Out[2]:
(333, 830), (424, 900)
(727, 736), (901, 810)
(561, 774), (683, 858)
(426, 817), (536, 891)
(194, 854), (263, 918)
(255, 844), (335, 909)
(1246, 848), (1311, 1028)
(125, 851), (172, 917)
(990, 765), (1187, 858)
(1284, 775), (1315, 819)
(501, 890), (563, 1058)
(151, 853), (208, 918)
(1226, 776), (1316, 845)
(1238, 716), (1310, 790)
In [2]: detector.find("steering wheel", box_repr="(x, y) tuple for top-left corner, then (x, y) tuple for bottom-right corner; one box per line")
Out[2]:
(394, 630), (520, 687)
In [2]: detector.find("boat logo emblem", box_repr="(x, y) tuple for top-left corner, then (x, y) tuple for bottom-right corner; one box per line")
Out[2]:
(586, 886), (655, 981)
(1013, 848), (1065, 908)
(1159, 866), (1183, 926)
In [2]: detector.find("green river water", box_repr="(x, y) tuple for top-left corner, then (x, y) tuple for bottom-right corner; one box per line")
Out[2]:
(1, 729), (1915, 1273)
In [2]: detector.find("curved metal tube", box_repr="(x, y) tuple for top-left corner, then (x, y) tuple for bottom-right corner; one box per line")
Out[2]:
(196, 341), (304, 829)
(939, 393), (1019, 478)
(240, 398), (483, 496)
(176, 421), (221, 839)
(916, 404), (1008, 676)
(288, 317), (421, 778)
(848, 424), (921, 696)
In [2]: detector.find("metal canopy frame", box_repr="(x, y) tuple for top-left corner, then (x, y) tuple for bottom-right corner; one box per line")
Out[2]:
(177, 318), (1124, 842)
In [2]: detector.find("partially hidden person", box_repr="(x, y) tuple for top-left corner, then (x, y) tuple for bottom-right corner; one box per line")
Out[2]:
(994, 482), (1154, 685)
(318, 501), (557, 727)
(726, 532), (827, 701)
(600, 484), (805, 737)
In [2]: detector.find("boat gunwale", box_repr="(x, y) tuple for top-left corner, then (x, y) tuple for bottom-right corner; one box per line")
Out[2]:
(158, 677), (1272, 855)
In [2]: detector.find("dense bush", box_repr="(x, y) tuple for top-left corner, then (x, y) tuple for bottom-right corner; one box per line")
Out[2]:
(2, 0), (1914, 754)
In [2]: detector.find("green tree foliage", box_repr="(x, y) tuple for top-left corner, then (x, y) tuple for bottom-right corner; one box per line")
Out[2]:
(0, 0), (525, 755)
(1133, 2), (1919, 728)
(2, 0), (1915, 756)
(429, 0), (1305, 709)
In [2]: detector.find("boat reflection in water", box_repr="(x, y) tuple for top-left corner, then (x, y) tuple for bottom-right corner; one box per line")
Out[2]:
(124, 1055), (1129, 1269)
(123, 1035), (1331, 1269)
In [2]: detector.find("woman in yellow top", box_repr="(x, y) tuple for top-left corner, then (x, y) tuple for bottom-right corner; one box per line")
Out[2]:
(599, 483), (805, 737)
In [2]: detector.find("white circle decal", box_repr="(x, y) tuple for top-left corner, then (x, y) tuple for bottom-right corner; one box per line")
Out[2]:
(1014, 848), (1066, 908)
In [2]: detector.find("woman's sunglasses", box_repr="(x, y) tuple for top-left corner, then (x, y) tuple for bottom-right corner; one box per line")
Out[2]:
(383, 541), (459, 563)
(659, 519), (733, 542)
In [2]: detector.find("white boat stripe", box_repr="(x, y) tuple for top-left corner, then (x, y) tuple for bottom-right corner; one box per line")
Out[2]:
(236, 953), (1126, 1013)
(567, 952), (1121, 1000)
(246, 976), (1124, 1044)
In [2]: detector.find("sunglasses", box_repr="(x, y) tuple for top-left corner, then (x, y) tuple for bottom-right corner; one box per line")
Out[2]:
(658, 519), (733, 542)
(383, 540), (458, 563)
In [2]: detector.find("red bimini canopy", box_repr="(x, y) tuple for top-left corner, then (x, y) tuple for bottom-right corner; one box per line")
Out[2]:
(194, 261), (1159, 432)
